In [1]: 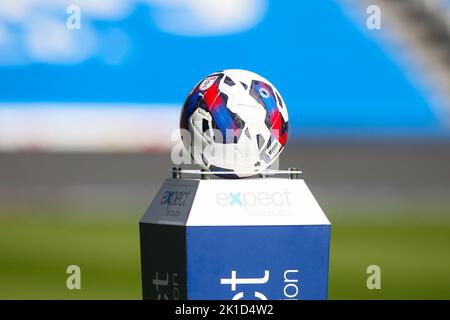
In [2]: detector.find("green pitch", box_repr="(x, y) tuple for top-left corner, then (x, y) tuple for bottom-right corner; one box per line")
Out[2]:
(0, 207), (449, 299)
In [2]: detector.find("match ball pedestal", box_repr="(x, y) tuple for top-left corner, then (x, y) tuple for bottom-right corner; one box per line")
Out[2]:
(139, 172), (331, 300)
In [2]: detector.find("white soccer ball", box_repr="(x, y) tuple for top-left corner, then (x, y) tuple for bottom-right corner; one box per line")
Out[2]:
(180, 69), (289, 178)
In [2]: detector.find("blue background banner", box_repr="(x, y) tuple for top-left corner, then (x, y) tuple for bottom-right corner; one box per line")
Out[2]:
(0, 0), (448, 139)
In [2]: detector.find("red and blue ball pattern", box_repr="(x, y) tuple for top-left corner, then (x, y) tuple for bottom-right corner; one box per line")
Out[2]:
(180, 72), (288, 148)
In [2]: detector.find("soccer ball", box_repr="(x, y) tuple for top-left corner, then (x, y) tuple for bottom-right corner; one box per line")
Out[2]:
(180, 69), (289, 178)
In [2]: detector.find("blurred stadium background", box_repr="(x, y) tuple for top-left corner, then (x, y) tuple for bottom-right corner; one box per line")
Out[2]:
(0, 0), (449, 299)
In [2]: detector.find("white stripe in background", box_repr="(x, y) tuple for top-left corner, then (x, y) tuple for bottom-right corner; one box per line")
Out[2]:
(0, 104), (180, 152)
